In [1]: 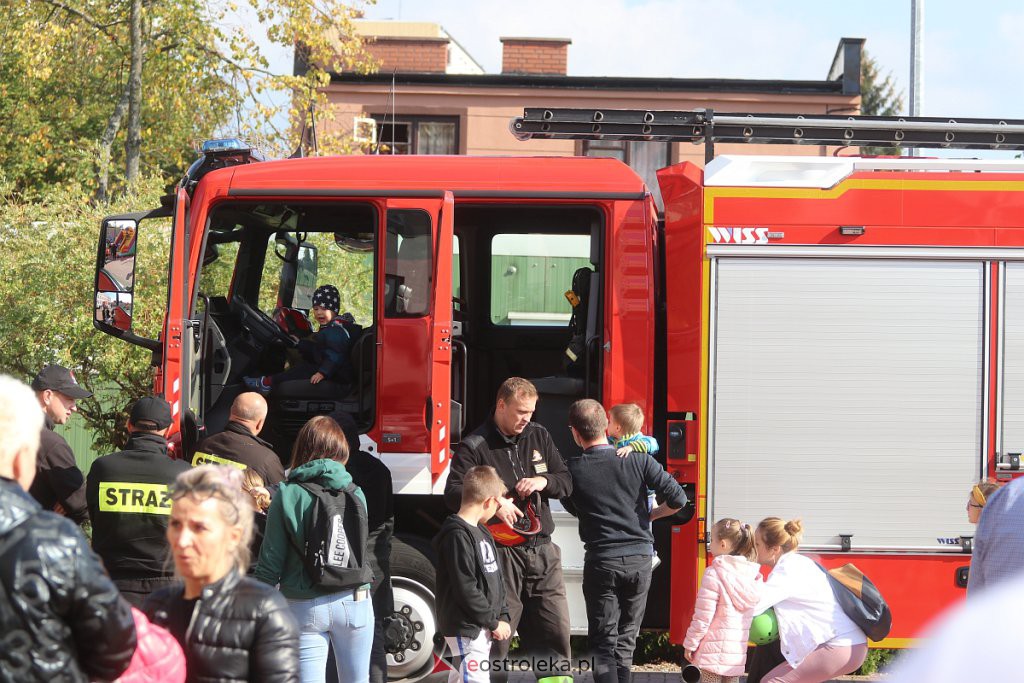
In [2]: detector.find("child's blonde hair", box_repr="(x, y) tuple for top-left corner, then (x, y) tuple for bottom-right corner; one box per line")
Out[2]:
(462, 465), (506, 505)
(241, 468), (271, 512)
(757, 517), (804, 553)
(712, 518), (756, 561)
(609, 403), (644, 435)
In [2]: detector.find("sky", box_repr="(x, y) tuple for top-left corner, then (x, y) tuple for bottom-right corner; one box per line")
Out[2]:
(355, 0), (1021, 122)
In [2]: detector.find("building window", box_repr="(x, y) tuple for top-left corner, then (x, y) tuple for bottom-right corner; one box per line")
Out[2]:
(372, 115), (459, 155)
(583, 140), (670, 210)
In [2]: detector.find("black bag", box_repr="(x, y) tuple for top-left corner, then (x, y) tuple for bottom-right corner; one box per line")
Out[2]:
(818, 562), (892, 641)
(289, 481), (373, 590)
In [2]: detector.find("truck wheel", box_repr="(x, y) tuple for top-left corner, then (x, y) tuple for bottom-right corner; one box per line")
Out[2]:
(387, 535), (438, 682)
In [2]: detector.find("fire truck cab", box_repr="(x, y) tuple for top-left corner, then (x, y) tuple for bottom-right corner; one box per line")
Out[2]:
(94, 144), (672, 678)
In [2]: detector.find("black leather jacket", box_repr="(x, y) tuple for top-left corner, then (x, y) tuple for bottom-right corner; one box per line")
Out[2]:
(0, 477), (136, 682)
(144, 570), (299, 683)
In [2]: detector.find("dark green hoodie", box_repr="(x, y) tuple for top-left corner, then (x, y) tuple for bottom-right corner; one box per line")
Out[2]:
(253, 458), (368, 599)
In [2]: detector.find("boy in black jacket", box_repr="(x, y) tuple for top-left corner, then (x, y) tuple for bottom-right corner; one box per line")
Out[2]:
(434, 466), (512, 683)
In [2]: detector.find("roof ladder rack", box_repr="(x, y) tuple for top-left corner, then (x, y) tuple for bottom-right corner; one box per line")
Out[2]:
(510, 108), (1024, 162)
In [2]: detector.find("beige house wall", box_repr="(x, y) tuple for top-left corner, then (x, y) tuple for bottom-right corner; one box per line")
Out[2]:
(323, 82), (859, 163)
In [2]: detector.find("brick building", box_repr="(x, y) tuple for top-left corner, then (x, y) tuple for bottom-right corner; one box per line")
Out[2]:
(312, 21), (864, 207)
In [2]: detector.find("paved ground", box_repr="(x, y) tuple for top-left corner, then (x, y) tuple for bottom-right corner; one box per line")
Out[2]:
(503, 676), (885, 682)
(423, 672), (888, 682)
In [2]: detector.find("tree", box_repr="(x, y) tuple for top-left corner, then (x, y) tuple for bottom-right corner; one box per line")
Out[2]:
(0, 177), (170, 451)
(0, 0), (375, 201)
(860, 51), (905, 155)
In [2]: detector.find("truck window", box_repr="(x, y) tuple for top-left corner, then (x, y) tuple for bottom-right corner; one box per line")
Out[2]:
(385, 209), (432, 317)
(198, 235), (241, 303)
(490, 233), (591, 325)
(256, 231), (374, 326)
(453, 235), (462, 313)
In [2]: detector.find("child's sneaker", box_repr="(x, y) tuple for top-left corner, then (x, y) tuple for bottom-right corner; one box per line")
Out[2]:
(243, 376), (271, 396)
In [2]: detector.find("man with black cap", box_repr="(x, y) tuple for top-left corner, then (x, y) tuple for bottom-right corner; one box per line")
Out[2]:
(30, 363), (92, 524)
(86, 395), (189, 607)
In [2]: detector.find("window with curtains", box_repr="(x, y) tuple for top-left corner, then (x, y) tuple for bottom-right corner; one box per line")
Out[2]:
(372, 115), (459, 155)
(583, 140), (671, 211)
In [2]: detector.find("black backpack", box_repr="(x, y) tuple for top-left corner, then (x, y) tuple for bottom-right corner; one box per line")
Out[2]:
(818, 562), (893, 641)
(288, 481), (373, 590)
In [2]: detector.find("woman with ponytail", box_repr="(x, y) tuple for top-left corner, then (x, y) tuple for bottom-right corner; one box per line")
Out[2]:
(967, 480), (999, 525)
(751, 518), (867, 683)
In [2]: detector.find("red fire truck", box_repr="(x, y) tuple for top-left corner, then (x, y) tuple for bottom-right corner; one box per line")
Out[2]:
(94, 109), (1024, 676)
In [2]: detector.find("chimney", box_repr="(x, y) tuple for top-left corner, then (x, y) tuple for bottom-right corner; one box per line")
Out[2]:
(500, 37), (571, 75)
(364, 36), (450, 73)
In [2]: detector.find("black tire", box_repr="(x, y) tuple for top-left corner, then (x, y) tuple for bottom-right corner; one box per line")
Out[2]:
(392, 535), (436, 590)
(387, 535), (438, 682)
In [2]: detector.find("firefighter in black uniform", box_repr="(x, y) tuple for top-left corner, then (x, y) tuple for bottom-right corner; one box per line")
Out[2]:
(193, 392), (285, 485)
(444, 377), (574, 681)
(30, 364), (91, 524)
(86, 396), (190, 608)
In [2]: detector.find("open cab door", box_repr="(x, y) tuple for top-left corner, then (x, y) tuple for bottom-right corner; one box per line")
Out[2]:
(163, 187), (191, 454)
(376, 193), (454, 492)
(429, 192), (455, 486)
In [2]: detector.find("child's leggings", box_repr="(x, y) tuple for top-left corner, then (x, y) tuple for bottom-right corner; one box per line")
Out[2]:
(445, 629), (492, 683)
(699, 672), (739, 683)
(761, 642), (868, 683)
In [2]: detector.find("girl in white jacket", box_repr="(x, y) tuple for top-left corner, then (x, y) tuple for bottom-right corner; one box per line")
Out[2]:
(753, 518), (867, 683)
(683, 519), (763, 683)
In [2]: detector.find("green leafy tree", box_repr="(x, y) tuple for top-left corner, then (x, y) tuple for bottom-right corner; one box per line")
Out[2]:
(0, 0), (375, 201)
(0, 176), (169, 451)
(860, 51), (905, 155)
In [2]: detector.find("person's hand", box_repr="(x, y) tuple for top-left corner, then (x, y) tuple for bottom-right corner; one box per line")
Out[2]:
(310, 372), (325, 384)
(492, 621), (512, 641)
(684, 649), (695, 662)
(515, 476), (547, 498)
(616, 446), (634, 458)
(496, 496), (524, 526)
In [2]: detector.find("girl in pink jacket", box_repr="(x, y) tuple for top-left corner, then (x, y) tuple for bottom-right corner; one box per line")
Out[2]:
(683, 519), (763, 683)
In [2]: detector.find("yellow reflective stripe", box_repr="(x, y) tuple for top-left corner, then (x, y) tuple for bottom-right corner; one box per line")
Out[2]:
(98, 482), (173, 515)
(191, 451), (247, 470)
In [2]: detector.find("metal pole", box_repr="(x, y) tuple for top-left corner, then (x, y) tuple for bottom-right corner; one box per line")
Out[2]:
(909, 0), (924, 156)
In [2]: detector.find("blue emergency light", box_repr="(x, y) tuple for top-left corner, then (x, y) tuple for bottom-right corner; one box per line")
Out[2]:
(201, 138), (250, 154)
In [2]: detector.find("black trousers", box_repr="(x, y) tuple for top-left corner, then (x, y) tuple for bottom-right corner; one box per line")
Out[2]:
(582, 554), (653, 683)
(490, 542), (572, 682)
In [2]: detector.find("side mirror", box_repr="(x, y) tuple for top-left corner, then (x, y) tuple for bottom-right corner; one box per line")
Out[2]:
(96, 219), (138, 333)
(291, 243), (319, 309)
(94, 208), (166, 351)
(95, 291), (133, 332)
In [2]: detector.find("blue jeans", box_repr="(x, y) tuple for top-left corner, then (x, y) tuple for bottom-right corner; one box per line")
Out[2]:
(290, 590), (374, 683)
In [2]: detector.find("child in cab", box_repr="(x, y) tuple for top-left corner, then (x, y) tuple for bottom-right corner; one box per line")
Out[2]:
(683, 518), (763, 683)
(245, 284), (353, 394)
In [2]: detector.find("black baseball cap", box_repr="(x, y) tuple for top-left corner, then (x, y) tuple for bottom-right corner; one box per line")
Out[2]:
(30, 365), (92, 399)
(129, 396), (173, 431)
